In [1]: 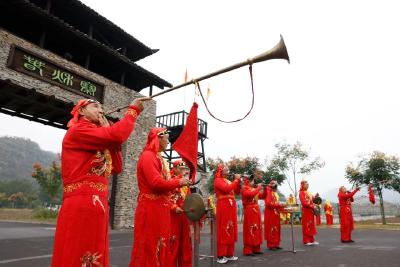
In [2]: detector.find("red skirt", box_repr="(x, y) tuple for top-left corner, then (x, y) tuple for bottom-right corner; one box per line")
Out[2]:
(51, 194), (109, 267)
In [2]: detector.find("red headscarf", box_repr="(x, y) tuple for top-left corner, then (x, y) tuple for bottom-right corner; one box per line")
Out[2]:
(300, 180), (308, 191)
(170, 160), (185, 177)
(214, 163), (225, 179)
(67, 99), (99, 128)
(268, 180), (278, 188)
(143, 128), (168, 153)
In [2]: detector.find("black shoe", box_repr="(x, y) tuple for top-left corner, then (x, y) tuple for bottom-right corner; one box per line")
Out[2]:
(341, 240), (349, 243)
(349, 240), (355, 243)
(275, 247), (283, 250)
(269, 247), (278, 251)
(244, 253), (254, 256)
(254, 251), (263, 255)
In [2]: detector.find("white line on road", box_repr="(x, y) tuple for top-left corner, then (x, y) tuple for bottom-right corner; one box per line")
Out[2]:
(0, 254), (52, 264)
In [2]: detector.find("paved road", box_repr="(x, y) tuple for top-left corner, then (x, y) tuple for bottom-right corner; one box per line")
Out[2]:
(0, 221), (399, 267)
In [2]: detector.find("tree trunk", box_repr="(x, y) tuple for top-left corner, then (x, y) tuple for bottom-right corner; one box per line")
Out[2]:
(293, 170), (298, 203)
(377, 187), (386, 225)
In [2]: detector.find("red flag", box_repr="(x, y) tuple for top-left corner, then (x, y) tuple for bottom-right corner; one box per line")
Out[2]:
(368, 186), (376, 204)
(172, 102), (198, 182)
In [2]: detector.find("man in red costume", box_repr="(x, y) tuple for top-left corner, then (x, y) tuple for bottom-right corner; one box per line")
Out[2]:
(51, 97), (149, 267)
(324, 201), (334, 225)
(214, 163), (241, 264)
(264, 180), (286, 250)
(168, 160), (192, 267)
(338, 186), (360, 243)
(129, 128), (190, 267)
(241, 172), (264, 256)
(299, 180), (319, 246)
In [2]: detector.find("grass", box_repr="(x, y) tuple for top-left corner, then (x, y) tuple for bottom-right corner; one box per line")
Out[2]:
(0, 208), (57, 224)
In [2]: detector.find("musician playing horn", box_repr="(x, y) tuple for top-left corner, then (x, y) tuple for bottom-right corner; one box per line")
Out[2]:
(338, 186), (360, 243)
(168, 160), (192, 267)
(214, 163), (241, 264)
(129, 128), (191, 267)
(51, 97), (149, 267)
(264, 180), (286, 250)
(299, 180), (319, 246)
(241, 171), (264, 256)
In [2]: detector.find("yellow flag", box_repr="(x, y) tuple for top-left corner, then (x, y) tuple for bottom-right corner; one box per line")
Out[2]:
(206, 84), (211, 100)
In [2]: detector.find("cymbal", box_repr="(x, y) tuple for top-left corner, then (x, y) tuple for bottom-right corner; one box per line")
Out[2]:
(183, 193), (206, 221)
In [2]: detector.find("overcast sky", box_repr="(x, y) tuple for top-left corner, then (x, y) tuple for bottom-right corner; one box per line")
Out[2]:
(2, 0), (400, 198)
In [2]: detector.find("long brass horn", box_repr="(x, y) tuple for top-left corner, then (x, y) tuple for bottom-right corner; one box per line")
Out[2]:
(106, 35), (290, 115)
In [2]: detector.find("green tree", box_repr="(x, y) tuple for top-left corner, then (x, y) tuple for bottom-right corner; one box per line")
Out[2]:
(31, 161), (63, 205)
(266, 141), (325, 202)
(345, 151), (400, 225)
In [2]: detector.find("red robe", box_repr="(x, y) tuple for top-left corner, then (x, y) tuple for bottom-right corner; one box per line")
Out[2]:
(214, 176), (240, 257)
(299, 190), (317, 244)
(324, 203), (334, 225)
(338, 188), (359, 241)
(51, 106), (141, 267)
(241, 182), (263, 255)
(168, 177), (192, 267)
(315, 213), (321, 226)
(264, 187), (284, 248)
(129, 151), (182, 267)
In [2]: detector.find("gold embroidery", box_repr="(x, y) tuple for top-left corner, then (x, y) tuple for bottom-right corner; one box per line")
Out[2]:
(89, 149), (113, 178)
(92, 195), (105, 213)
(156, 237), (166, 267)
(226, 221), (233, 236)
(126, 108), (138, 118)
(81, 251), (102, 267)
(250, 224), (258, 237)
(157, 154), (171, 180)
(139, 193), (169, 201)
(63, 181), (107, 193)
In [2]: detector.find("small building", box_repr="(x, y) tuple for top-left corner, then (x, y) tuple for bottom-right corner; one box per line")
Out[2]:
(0, 0), (171, 228)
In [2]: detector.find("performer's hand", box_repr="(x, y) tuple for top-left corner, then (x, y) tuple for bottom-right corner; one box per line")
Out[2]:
(175, 207), (184, 214)
(131, 97), (151, 111)
(180, 178), (191, 186)
(233, 174), (241, 180)
(99, 113), (110, 127)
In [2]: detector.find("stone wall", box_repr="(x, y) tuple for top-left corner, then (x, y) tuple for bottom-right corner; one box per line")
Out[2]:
(0, 28), (156, 228)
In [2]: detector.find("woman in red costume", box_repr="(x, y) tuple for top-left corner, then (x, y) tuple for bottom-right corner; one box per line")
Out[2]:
(338, 186), (360, 243)
(241, 173), (264, 256)
(264, 180), (286, 250)
(214, 163), (241, 264)
(299, 180), (319, 246)
(129, 128), (190, 267)
(168, 160), (192, 267)
(51, 97), (149, 267)
(323, 201), (334, 225)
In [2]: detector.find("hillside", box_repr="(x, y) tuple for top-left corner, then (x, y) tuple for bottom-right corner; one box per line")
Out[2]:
(0, 136), (59, 182)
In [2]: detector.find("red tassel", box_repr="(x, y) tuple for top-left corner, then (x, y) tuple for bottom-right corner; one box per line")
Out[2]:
(368, 186), (376, 205)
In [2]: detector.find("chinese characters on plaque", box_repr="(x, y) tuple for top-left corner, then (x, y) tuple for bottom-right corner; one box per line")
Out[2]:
(7, 46), (104, 102)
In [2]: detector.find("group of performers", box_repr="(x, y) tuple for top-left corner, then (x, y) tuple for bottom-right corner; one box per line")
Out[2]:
(51, 98), (361, 266)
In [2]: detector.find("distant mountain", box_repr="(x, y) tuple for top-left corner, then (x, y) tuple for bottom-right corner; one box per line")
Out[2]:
(322, 186), (400, 204)
(0, 136), (59, 182)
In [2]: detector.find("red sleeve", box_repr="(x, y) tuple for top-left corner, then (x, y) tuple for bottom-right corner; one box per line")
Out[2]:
(66, 106), (141, 151)
(110, 147), (122, 175)
(214, 178), (240, 193)
(141, 151), (181, 193)
(258, 187), (267, 199)
(339, 188), (359, 201)
(266, 191), (282, 209)
(299, 191), (314, 209)
(242, 186), (260, 198)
